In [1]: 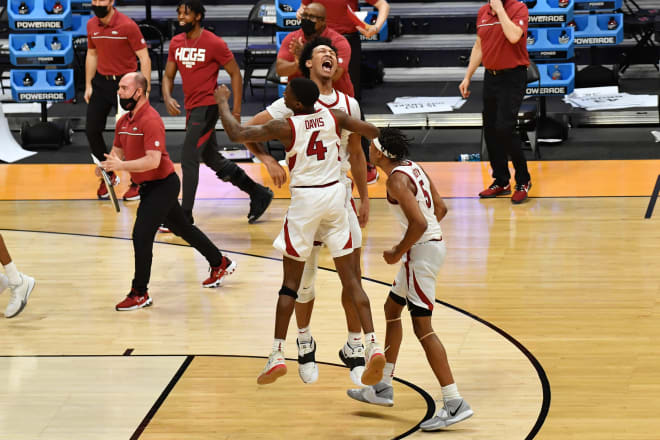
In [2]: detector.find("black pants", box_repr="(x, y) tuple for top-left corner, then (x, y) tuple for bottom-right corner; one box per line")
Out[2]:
(86, 73), (121, 163)
(132, 172), (223, 292)
(483, 66), (530, 186)
(181, 105), (263, 216)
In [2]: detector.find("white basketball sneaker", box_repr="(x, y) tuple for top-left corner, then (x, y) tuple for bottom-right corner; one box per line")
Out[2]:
(347, 382), (394, 407)
(420, 398), (474, 431)
(5, 273), (35, 319)
(297, 337), (319, 384)
(257, 350), (287, 385)
(361, 341), (385, 386)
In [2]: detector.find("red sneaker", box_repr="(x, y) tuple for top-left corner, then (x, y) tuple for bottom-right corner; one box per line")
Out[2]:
(122, 183), (140, 201)
(158, 225), (171, 233)
(366, 163), (379, 185)
(97, 172), (120, 199)
(202, 256), (237, 288)
(511, 181), (532, 204)
(478, 182), (511, 198)
(115, 289), (152, 311)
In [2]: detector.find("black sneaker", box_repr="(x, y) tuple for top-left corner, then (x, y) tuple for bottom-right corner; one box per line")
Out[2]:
(247, 187), (274, 224)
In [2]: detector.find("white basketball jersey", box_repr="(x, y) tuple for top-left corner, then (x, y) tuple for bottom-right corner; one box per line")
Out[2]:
(285, 107), (341, 187)
(387, 160), (442, 243)
(267, 89), (361, 177)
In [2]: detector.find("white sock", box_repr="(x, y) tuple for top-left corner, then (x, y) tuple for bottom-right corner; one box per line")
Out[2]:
(3, 262), (21, 286)
(0, 273), (8, 291)
(441, 383), (461, 401)
(364, 332), (377, 345)
(382, 362), (395, 385)
(347, 332), (362, 347)
(272, 339), (285, 353)
(298, 326), (312, 343)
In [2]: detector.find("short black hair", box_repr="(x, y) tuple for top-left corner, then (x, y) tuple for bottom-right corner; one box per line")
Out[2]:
(378, 127), (411, 160)
(298, 37), (337, 79)
(288, 77), (320, 107)
(177, 0), (205, 20)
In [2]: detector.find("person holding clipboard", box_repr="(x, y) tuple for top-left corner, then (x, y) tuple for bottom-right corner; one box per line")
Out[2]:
(100, 72), (236, 311)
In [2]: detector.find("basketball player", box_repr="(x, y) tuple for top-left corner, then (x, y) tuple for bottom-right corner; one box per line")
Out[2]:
(163, 0), (273, 226)
(0, 233), (35, 318)
(347, 128), (474, 431)
(244, 38), (368, 385)
(214, 78), (385, 387)
(101, 72), (235, 311)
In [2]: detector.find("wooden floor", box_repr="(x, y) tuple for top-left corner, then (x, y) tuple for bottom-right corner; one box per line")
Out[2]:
(1, 160), (660, 439)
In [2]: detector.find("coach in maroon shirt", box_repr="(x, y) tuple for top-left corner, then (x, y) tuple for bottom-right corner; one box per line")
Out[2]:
(277, 2), (354, 97)
(85, 0), (151, 201)
(100, 72), (235, 311)
(460, 0), (532, 204)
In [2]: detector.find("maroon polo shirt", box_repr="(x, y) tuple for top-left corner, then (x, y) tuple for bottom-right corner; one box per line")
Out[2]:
(87, 9), (147, 76)
(168, 29), (235, 110)
(477, 0), (529, 71)
(278, 27), (354, 97)
(301, 0), (378, 35)
(113, 103), (174, 184)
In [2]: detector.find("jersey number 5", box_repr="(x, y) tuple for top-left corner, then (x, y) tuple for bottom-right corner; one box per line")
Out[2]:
(306, 130), (327, 160)
(418, 179), (432, 208)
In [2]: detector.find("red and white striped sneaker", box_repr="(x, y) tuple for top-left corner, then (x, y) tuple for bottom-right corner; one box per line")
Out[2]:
(202, 256), (237, 288)
(257, 350), (287, 385)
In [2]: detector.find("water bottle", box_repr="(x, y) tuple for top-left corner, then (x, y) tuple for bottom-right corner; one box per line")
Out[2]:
(457, 153), (481, 162)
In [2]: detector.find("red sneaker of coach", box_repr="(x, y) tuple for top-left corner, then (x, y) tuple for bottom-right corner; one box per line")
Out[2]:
(511, 182), (532, 204)
(478, 182), (511, 198)
(122, 183), (140, 201)
(115, 289), (152, 311)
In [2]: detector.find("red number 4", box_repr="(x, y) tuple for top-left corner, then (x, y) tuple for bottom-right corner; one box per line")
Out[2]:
(306, 130), (327, 160)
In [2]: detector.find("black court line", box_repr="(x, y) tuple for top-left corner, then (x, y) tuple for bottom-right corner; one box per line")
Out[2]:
(1, 229), (550, 439)
(645, 175), (660, 219)
(130, 355), (194, 440)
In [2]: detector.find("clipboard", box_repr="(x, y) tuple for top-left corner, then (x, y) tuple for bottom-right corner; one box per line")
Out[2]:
(91, 154), (120, 213)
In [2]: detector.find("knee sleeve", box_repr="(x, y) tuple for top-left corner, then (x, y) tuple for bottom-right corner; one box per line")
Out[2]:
(297, 285), (315, 303)
(279, 285), (298, 299)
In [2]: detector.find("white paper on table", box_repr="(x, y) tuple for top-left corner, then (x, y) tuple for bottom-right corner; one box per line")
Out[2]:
(652, 131), (660, 143)
(387, 96), (466, 114)
(0, 105), (37, 163)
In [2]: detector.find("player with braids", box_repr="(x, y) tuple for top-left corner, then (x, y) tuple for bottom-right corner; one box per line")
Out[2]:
(347, 128), (474, 431)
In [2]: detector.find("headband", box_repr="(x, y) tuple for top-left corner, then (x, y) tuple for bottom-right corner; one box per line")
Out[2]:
(373, 137), (396, 159)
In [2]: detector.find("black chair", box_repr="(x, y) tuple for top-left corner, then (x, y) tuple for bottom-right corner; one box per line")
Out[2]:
(481, 61), (542, 160)
(139, 23), (165, 100)
(243, 0), (277, 99)
(619, 0), (659, 73)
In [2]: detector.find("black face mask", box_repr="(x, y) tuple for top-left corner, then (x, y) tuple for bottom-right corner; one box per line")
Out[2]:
(92, 5), (110, 18)
(119, 90), (139, 111)
(300, 18), (317, 36)
(180, 22), (195, 33)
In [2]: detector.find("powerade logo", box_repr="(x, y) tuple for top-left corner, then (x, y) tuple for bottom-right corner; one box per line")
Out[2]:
(529, 15), (566, 23)
(19, 92), (66, 100)
(284, 18), (300, 26)
(526, 87), (567, 95)
(575, 36), (616, 45)
(16, 20), (63, 29)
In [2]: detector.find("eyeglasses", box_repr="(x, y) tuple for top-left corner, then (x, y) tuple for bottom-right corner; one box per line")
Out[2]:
(300, 13), (324, 21)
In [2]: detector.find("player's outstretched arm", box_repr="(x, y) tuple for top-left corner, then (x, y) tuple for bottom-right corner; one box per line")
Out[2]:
(330, 109), (379, 140)
(215, 85), (292, 146)
(245, 111), (287, 188)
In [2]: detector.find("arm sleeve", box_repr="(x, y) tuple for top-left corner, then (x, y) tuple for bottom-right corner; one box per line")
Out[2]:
(142, 118), (167, 152)
(266, 98), (294, 119)
(126, 21), (147, 52)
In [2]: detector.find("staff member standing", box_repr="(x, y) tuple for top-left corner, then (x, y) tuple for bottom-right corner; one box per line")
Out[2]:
(100, 72), (236, 311)
(163, 0), (273, 225)
(459, 0), (532, 204)
(86, 0), (151, 201)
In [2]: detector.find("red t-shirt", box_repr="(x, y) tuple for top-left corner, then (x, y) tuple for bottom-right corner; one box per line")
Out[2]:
(168, 29), (235, 110)
(278, 27), (354, 97)
(87, 9), (146, 76)
(301, 0), (378, 35)
(477, 0), (529, 71)
(113, 103), (174, 184)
